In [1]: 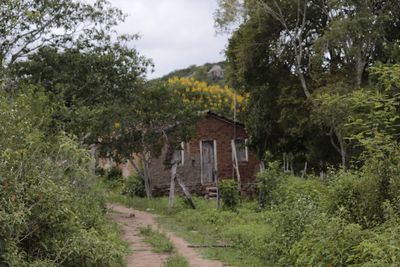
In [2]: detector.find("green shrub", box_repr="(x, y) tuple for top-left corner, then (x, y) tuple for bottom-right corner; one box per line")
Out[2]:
(350, 219), (400, 266)
(106, 166), (123, 181)
(123, 174), (145, 197)
(222, 224), (273, 261)
(290, 215), (366, 267)
(327, 169), (387, 228)
(257, 161), (288, 208)
(254, 176), (326, 265)
(219, 179), (240, 210)
(325, 141), (400, 228)
(95, 166), (106, 177)
(0, 91), (127, 266)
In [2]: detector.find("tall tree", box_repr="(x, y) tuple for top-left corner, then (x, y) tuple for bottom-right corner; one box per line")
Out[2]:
(0, 0), (125, 67)
(12, 45), (151, 144)
(216, 0), (400, 169)
(97, 81), (198, 197)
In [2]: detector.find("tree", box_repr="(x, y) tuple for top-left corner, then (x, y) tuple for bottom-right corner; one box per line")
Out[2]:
(0, 0), (125, 67)
(216, 0), (330, 100)
(313, 86), (399, 167)
(12, 45), (151, 144)
(97, 81), (198, 197)
(216, 0), (400, 170)
(167, 76), (247, 120)
(311, 0), (400, 89)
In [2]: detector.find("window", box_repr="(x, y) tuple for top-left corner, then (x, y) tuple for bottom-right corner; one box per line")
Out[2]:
(235, 139), (248, 162)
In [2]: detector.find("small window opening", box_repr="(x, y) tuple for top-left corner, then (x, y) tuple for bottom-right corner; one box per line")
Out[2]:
(235, 139), (248, 162)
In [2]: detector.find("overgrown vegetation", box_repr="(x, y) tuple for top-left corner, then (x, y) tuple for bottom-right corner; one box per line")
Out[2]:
(219, 180), (240, 210)
(123, 175), (146, 198)
(109, 143), (400, 266)
(0, 90), (128, 266)
(216, 0), (400, 170)
(0, 0), (149, 265)
(4, 0), (400, 266)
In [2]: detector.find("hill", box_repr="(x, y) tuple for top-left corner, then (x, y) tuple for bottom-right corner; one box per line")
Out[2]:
(157, 61), (227, 86)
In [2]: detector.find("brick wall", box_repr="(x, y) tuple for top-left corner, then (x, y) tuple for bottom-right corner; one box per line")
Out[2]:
(149, 113), (260, 195)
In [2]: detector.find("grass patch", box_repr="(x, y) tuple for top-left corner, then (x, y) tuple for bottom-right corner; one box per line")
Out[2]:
(139, 226), (174, 253)
(163, 255), (189, 267)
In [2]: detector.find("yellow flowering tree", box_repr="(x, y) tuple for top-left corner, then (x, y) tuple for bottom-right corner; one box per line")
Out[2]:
(168, 77), (247, 118)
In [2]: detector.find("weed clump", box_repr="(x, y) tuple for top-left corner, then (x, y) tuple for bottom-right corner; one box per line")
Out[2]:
(219, 179), (240, 210)
(139, 226), (174, 253)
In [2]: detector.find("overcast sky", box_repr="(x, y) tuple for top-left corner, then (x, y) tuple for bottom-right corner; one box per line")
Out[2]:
(108, 0), (230, 79)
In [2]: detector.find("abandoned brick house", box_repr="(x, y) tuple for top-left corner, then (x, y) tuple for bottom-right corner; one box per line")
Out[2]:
(117, 110), (260, 195)
(97, 111), (260, 195)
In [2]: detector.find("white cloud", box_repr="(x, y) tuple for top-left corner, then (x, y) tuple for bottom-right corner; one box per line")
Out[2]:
(108, 0), (229, 79)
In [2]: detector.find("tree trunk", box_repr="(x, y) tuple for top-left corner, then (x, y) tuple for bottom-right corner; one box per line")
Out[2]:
(354, 48), (367, 89)
(337, 133), (347, 168)
(168, 152), (179, 212)
(259, 162), (265, 172)
(329, 128), (347, 168)
(142, 160), (152, 198)
(176, 176), (196, 209)
(301, 161), (308, 179)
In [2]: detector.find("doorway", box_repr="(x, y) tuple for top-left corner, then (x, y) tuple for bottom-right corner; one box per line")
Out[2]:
(201, 140), (217, 184)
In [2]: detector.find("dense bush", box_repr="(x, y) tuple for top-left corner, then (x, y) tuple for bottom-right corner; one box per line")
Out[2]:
(219, 179), (240, 210)
(350, 218), (400, 266)
(106, 166), (123, 181)
(290, 215), (366, 266)
(222, 224), (273, 260)
(326, 169), (384, 227)
(257, 161), (288, 207)
(123, 174), (145, 197)
(0, 91), (127, 266)
(326, 142), (400, 228)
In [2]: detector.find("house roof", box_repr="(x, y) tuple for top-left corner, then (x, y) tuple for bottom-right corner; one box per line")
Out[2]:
(203, 110), (245, 128)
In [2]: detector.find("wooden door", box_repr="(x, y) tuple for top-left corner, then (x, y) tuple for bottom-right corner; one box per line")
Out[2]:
(201, 141), (215, 184)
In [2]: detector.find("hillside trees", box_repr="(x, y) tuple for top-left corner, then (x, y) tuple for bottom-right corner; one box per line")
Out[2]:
(159, 62), (227, 86)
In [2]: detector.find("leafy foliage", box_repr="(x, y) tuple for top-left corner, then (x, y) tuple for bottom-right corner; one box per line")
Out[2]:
(257, 161), (288, 207)
(217, 0), (400, 171)
(168, 77), (246, 119)
(0, 0), (127, 66)
(123, 175), (146, 198)
(106, 166), (123, 181)
(0, 89), (127, 266)
(219, 180), (240, 210)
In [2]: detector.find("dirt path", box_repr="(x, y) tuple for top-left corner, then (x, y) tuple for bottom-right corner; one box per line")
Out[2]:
(108, 203), (224, 267)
